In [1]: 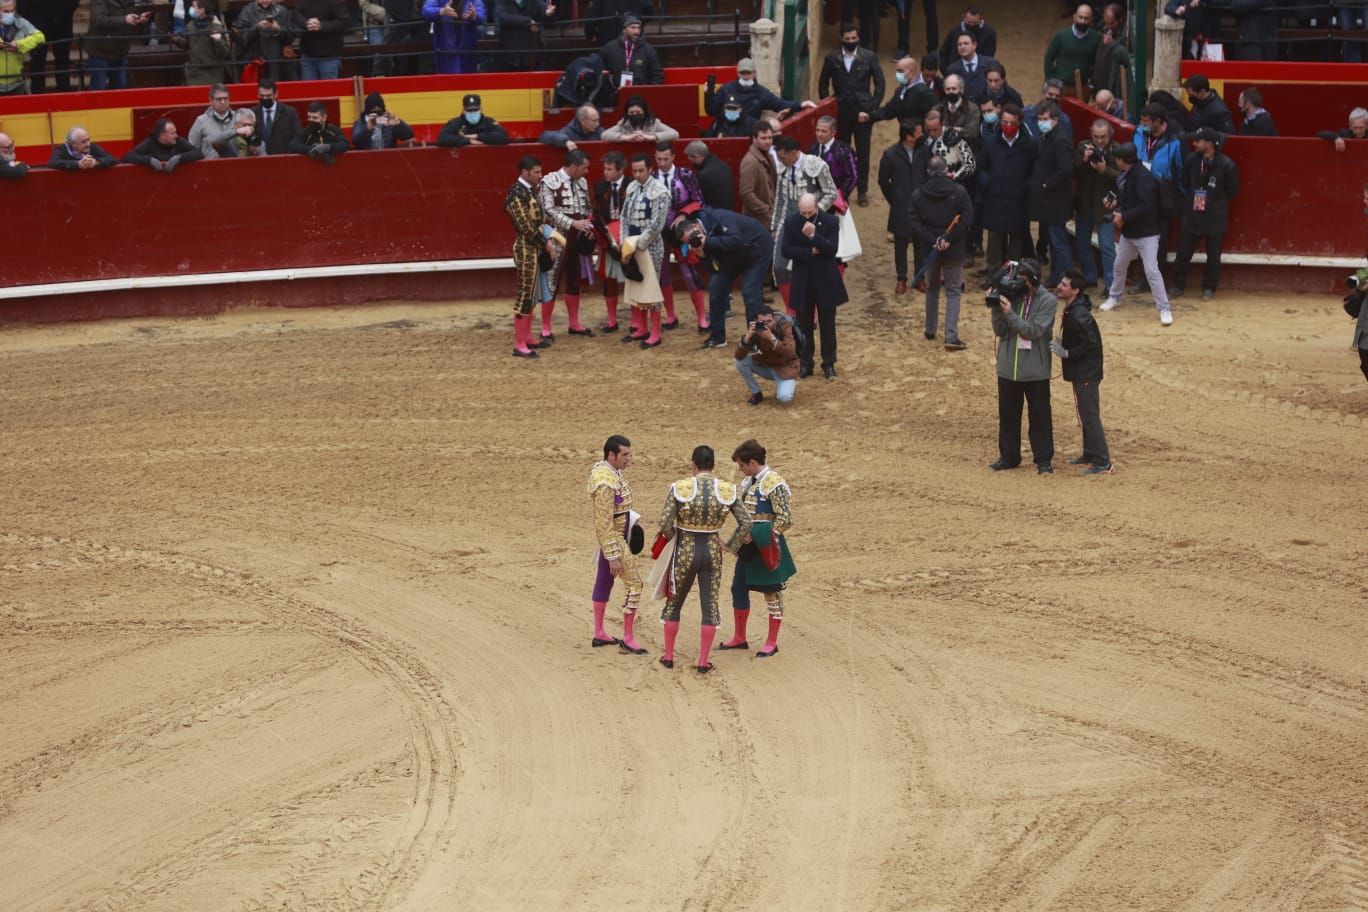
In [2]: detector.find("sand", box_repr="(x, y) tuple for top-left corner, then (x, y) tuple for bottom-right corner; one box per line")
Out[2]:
(4, 9), (1368, 908)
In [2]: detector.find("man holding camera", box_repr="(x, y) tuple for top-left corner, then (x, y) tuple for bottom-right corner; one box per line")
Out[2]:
(1051, 269), (1113, 474)
(351, 92), (415, 149)
(236, 0), (294, 85)
(733, 306), (800, 405)
(1074, 119), (1119, 293)
(988, 258), (1057, 474)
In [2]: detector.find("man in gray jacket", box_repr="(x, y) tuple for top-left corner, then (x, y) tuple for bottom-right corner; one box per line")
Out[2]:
(988, 258), (1057, 474)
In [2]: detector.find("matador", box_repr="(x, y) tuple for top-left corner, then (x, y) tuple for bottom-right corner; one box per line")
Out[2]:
(724, 438), (797, 657)
(587, 435), (648, 655)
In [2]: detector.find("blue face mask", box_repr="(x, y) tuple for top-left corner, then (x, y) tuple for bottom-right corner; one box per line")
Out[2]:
(983, 111), (999, 125)
(0, 12), (13, 24)
(724, 109), (740, 122)
(464, 111), (480, 124)
(1037, 119), (1054, 134)
(895, 71), (908, 85)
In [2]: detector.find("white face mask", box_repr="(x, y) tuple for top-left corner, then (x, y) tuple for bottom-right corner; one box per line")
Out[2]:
(738, 77), (754, 88)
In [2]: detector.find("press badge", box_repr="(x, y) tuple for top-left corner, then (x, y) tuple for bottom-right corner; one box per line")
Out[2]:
(1017, 337), (1032, 350)
(1193, 189), (1208, 212)
(620, 73), (634, 87)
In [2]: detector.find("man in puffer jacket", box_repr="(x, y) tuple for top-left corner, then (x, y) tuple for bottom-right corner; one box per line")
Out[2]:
(988, 258), (1057, 474)
(0, 0), (43, 95)
(1051, 268), (1112, 475)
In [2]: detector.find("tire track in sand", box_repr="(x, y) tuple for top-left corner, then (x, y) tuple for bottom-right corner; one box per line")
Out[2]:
(1, 531), (458, 911)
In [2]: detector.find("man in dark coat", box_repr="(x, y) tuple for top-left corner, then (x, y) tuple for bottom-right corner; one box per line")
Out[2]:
(288, 101), (350, 164)
(235, 0), (295, 85)
(878, 120), (932, 294)
(1183, 74), (1235, 135)
(123, 118), (206, 172)
(686, 141), (734, 210)
(1236, 87), (1277, 136)
(818, 23), (885, 205)
(1170, 127), (1240, 301)
(938, 6), (997, 72)
(1050, 268), (1112, 474)
(676, 208), (773, 349)
(942, 31), (999, 104)
(780, 192), (847, 379)
(539, 105), (603, 148)
(291, 0), (349, 81)
(1102, 142), (1173, 326)
(598, 16), (663, 87)
(253, 79), (302, 156)
(862, 56), (938, 127)
(1028, 101), (1074, 285)
(909, 156), (975, 349)
(583, 0), (650, 46)
(437, 93), (512, 146)
(705, 56), (811, 122)
(20, 0), (79, 92)
(979, 104), (1036, 276)
(48, 127), (120, 171)
(497, 0), (554, 72)
(87, 0), (152, 90)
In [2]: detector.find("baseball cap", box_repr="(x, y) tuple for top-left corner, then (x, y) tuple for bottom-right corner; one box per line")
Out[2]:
(723, 93), (742, 109)
(462, 93), (481, 111)
(737, 57), (755, 73)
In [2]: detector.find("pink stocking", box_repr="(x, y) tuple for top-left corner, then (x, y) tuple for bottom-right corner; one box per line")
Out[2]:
(621, 611), (642, 651)
(540, 300), (554, 337)
(723, 609), (749, 647)
(566, 293), (585, 331)
(662, 284), (677, 323)
(760, 617), (782, 656)
(592, 600), (610, 641)
(662, 620), (680, 662)
(690, 289), (708, 329)
(646, 309), (662, 345)
(698, 624), (717, 670)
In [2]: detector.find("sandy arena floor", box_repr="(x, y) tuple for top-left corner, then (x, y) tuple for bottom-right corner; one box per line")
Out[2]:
(4, 11), (1368, 908)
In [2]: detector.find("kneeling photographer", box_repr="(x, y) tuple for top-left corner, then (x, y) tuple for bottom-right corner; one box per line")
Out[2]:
(987, 259), (1058, 474)
(733, 305), (800, 405)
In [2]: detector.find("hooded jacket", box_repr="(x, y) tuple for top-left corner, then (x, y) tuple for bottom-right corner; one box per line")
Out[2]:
(991, 284), (1057, 382)
(908, 174), (974, 262)
(1059, 293), (1103, 383)
(0, 13), (43, 84)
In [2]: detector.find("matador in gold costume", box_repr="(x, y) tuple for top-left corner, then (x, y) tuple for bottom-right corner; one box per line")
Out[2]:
(505, 155), (553, 359)
(587, 434), (648, 655)
(724, 438), (797, 658)
(652, 444), (751, 673)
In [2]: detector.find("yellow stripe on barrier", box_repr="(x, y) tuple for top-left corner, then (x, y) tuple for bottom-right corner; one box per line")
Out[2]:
(366, 88), (546, 126)
(0, 112), (59, 148)
(51, 108), (136, 146)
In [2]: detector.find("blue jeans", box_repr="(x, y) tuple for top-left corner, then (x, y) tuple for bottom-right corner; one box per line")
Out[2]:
(707, 253), (769, 345)
(735, 356), (796, 402)
(87, 57), (128, 90)
(300, 56), (341, 80)
(1074, 213), (1116, 290)
(1343, 4), (1367, 62)
(1041, 221), (1073, 284)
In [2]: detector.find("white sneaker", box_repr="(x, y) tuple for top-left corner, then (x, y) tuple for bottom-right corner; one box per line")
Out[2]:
(1159, 310), (1174, 326)
(1099, 297), (1119, 312)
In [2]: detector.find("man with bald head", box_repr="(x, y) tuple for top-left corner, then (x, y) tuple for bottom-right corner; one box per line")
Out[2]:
(862, 56), (937, 126)
(539, 105), (603, 150)
(1044, 3), (1100, 92)
(0, 133), (26, 180)
(1091, 88), (1125, 121)
(779, 192), (846, 380)
(47, 127), (119, 171)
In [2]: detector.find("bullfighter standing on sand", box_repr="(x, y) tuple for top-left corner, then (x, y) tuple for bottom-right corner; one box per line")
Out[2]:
(587, 434), (649, 655)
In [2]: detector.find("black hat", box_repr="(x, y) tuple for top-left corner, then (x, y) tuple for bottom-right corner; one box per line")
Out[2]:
(723, 93), (741, 109)
(1114, 141), (1139, 164)
(364, 92), (385, 113)
(462, 93), (481, 111)
(623, 13), (642, 27)
(1187, 126), (1222, 145)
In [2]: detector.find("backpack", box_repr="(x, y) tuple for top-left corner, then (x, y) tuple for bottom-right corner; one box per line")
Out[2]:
(554, 54), (618, 110)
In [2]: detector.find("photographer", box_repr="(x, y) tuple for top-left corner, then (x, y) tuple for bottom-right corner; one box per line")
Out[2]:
(1051, 269), (1112, 474)
(223, 109), (266, 157)
(732, 305), (800, 406)
(351, 92), (415, 150)
(235, 0), (294, 85)
(289, 101), (349, 164)
(1074, 119), (1119, 292)
(988, 258), (1057, 474)
(675, 207), (773, 351)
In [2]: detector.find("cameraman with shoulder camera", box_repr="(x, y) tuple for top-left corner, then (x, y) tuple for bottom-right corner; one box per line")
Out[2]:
(988, 258), (1057, 474)
(732, 305), (800, 406)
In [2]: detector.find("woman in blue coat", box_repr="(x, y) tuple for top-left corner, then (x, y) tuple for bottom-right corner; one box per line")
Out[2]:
(423, 0), (485, 74)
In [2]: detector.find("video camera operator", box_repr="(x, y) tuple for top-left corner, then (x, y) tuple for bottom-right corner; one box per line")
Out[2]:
(987, 258), (1057, 474)
(732, 305), (800, 406)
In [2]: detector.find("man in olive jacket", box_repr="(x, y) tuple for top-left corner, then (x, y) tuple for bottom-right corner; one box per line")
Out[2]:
(989, 258), (1057, 474)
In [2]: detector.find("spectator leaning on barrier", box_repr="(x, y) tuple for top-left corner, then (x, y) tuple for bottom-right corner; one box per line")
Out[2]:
(48, 127), (120, 171)
(292, 0), (348, 81)
(187, 83), (237, 159)
(352, 92), (415, 149)
(599, 15), (662, 88)
(687, 141), (734, 210)
(20, 0), (77, 94)
(423, 0), (483, 75)
(235, 0), (295, 86)
(602, 94), (679, 143)
(705, 57), (813, 123)
(437, 93), (511, 146)
(818, 22), (885, 206)
(878, 119), (930, 295)
(1073, 118), (1119, 293)
(0, 0), (41, 95)
(87, 0), (151, 91)
(0, 132), (26, 179)
(1318, 108), (1368, 152)
(1183, 74), (1235, 135)
(290, 100), (350, 163)
(177, 0), (234, 86)
(254, 79), (302, 155)
(705, 93), (753, 139)
(539, 105), (603, 150)
(1236, 87), (1277, 136)
(225, 109), (267, 157)
(738, 120), (777, 227)
(1170, 126), (1239, 302)
(124, 118), (206, 173)
(1044, 3), (1099, 93)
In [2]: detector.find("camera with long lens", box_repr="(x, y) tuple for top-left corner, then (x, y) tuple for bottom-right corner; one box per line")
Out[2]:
(985, 260), (1038, 308)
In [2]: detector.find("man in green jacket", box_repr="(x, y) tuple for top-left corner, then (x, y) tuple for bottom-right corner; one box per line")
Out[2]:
(1043, 3), (1100, 93)
(0, 0), (44, 94)
(988, 258), (1057, 474)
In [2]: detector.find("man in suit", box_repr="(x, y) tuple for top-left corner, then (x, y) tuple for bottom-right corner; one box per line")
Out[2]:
(818, 22), (885, 206)
(943, 31), (999, 103)
(861, 56), (937, 128)
(780, 193), (847, 379)
(47, 127), (119, 171)
(686, 140), (734, 210)
(808, 115), (858, 200)
(938, 5), (997, 72)
(676, 207), (773, 350)
(877, 120), (931, 295)
(254, 79), (302, 156)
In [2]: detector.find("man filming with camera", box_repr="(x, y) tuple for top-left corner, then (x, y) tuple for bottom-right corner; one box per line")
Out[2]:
(988, 259), (1057, 474)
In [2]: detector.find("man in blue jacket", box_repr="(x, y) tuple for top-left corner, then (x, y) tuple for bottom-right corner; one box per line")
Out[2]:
(675, 207), (773, 351)
(1102, 142), (1173, 326)
(1130, 102), (1183, 294)
(705, 57), (814, 122)
(780, 192), (847, 379)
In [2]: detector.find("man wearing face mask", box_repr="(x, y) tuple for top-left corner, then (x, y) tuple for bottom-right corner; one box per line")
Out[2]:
(1028, 102), (1074, 286)
(235, 0), (294, 86)
(1043, 3), (1100, 93)
(177, 0), (233, 86)
(1183, 74), (1235, 136)
(437, 93), (512, 147)
(861, 56), (937, 127)
(979, 105), (1037, 278)
(1024, 79), (1074, 141)
(705, 94), (754, 139)
(818, 23), (885, 207)
(705, 58), (813, 124)
(288, 101), (350, 164)
(937, 73), (981, 149)
(252, 79), (301, 156)
(938, 5), (996, 72)
(944, 32), (998, 105)
(0, 1), (42, 95)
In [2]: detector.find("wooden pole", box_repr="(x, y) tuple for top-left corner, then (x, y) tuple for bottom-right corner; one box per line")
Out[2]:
(1119, 65), (1131, 115)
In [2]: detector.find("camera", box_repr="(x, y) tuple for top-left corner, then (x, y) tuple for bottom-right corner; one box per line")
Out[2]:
(985, 260), (1039, 308)
(1087, 147), (1106, 165)
(1103, 189), (1118, 208)
(1348, 274), (1363, 291)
